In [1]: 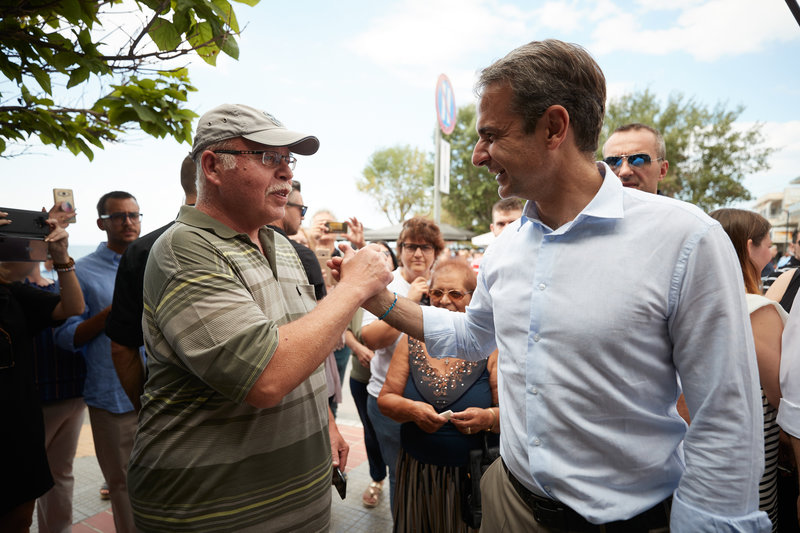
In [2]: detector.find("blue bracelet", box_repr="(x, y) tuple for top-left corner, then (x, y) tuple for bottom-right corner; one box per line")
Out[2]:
(379, 292), (398, 321)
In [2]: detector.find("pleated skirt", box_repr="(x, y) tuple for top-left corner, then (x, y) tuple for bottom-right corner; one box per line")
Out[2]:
(393, 449), (478, 533)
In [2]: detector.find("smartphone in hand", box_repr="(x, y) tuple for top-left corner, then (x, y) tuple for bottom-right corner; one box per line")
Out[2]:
(332, 467), (347, 499)
(53, 188), (77, 223)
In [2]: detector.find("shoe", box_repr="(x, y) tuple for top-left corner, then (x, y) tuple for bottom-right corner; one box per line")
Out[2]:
(100, 483), (110, 500)
(362, 480), (383, 508)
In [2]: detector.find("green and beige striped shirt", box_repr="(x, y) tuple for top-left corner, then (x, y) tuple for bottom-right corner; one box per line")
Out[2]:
(128, 206), (331, 532)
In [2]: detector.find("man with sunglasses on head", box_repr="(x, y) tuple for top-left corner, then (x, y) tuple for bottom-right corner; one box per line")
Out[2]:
(602, 123), (669, 194)
(54, 191), (142, 533)
(127, 104), (391, 533)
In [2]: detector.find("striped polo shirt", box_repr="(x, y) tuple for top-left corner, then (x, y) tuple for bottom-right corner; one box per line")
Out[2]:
(129, 206), (330, 532)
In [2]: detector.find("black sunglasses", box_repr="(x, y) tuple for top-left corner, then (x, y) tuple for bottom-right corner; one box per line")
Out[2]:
(603, 153), (661, 169)
(286, 202), (308, 216)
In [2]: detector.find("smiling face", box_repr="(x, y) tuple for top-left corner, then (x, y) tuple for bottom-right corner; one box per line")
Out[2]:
(602, 129), (668, 194)
(430, 267), (473, 312)
(472, 83), (547, 202)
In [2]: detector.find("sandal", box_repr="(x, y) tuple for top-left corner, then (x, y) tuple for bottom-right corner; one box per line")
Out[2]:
(362, 480), (383, 508)
(99, 483), (110, 500)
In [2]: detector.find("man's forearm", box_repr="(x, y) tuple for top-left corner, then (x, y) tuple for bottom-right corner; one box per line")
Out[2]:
(111, 340), (144, 412)
(366, 290), (425, 341)
(74, 305), (111, 347)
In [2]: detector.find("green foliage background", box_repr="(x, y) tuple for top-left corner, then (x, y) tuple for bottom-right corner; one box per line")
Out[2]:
(0, 0), (258, 159)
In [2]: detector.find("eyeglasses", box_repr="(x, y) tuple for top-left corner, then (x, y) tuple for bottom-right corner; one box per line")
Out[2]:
(286, 202), (307, 216)
(212, 150), (297, 170)
(429, 289), (473, 301)
(401, 243), (434, 253)
(99, 212), (143, 223)
(603, 153), (662, 169)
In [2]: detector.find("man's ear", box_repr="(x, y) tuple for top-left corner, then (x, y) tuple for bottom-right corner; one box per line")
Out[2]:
(541, 105), (569, 150)
(96, 218), (105, 231)
(659, 160), (669, 180)
(200, 150), (224, 186)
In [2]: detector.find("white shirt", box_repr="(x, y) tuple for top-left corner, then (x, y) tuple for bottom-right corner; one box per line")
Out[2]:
(778, 290), (800, 436)
(423, 164), (769, 530)
(364, 268), (410, 397)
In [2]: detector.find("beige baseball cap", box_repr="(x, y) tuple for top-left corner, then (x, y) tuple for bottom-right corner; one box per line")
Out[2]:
(191, 104), (319, 160)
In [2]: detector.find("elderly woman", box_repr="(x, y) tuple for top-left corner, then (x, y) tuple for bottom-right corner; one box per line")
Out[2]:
(361, 217), (444, 512)
(710, 208), (787, 532)
(379, 258), (499, 532)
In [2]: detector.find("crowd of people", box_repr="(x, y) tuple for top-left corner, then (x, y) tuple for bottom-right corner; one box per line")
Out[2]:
(3, 37), (800, 533)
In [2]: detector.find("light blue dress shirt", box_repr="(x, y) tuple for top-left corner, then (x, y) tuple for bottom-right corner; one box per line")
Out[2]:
(423, 164), (769, 531)
(54, 242), (139, 413)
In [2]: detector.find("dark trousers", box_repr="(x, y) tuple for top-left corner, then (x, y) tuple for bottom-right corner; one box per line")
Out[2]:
(350, 377), (387, 482)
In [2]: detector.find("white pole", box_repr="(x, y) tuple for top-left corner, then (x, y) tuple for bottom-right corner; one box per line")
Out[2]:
(434, 126), (441, 224)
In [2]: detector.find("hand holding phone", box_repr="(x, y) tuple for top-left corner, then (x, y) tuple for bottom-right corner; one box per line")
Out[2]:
(53, 188), (77, 223)
(332, 467), (347, 499)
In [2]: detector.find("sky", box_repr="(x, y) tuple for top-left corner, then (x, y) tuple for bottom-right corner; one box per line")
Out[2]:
(3, 0), (800, 245)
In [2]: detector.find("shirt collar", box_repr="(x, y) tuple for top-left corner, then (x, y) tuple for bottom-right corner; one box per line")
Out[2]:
(176, 205), (245, 240)
(520, 162), (625, 233)
(97, 242), (123, 262)
(176, 205), (275, 250)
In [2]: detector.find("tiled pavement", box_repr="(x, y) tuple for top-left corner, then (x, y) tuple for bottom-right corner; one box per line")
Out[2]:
(32, 372), (393, 532)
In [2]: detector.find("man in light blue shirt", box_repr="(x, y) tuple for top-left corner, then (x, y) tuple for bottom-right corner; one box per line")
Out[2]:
(54, 191), (142, 533)
(349, 40), (769, 532)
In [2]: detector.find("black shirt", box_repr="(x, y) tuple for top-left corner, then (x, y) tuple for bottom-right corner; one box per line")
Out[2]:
(268, 225), (326, 301)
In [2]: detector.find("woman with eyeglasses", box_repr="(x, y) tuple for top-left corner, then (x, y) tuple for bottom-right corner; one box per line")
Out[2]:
(347, 241), (398, 509)
(378, 257), (499, 532)
(710, 208), (786, 532)
(361, 217), (444, 513)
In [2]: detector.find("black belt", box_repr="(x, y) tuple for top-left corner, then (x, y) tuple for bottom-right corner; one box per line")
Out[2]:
(501, 459), (671, 532)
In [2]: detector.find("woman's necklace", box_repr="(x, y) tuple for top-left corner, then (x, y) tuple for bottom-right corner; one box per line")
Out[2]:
(409, 339), (479, 397)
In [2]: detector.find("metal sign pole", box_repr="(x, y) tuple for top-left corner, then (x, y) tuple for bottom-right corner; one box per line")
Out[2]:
(434, 127), (441, 223)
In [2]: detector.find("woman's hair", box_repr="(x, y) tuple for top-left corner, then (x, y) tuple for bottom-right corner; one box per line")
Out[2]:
(372, 241), (399, 270)
(709, 208), (770, 294)
(396, 217), (445, 266)
(431, 257), (477, 293)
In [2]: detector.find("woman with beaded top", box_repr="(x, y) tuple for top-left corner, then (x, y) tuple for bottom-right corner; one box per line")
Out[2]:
(378, 257), (499, 532)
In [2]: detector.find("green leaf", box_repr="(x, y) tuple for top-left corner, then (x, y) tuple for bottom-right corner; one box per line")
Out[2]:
(28, 64), (52, 94)
(220, 32), (239, 59)
(210, 0), (239, 33)
(126, 97), (162, 125)
(66, 67), (90, 89)
(59, 0), (83, 25)
(187, 21), (219, 65)
(50, 51), (81, 71)
(148, 17), (182, 50)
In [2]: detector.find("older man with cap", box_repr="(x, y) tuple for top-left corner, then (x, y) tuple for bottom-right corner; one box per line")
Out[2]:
(126, 104), (392, 532)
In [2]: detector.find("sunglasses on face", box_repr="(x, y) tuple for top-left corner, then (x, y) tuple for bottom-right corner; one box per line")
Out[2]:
(603, 153), (659, 169)
(429, 289), (472, 301)
(286, 202), (308, 216)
